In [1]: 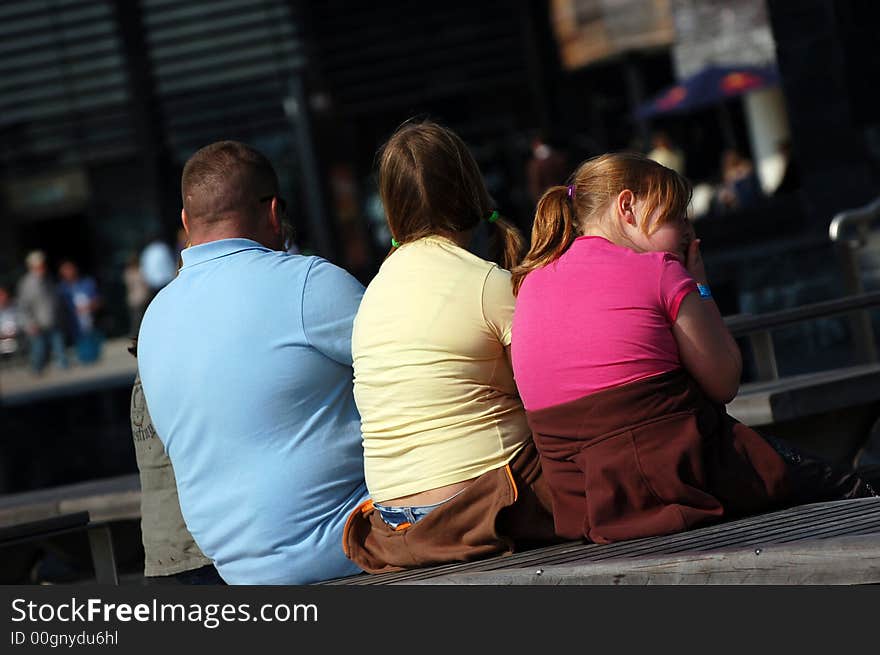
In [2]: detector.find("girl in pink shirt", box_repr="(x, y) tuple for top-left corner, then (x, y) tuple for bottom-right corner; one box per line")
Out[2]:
(510, 153), (872, 544)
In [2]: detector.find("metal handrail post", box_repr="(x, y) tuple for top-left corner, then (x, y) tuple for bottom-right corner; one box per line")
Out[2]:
(748, 330), (779, 381)
(829, 198), (880, 364)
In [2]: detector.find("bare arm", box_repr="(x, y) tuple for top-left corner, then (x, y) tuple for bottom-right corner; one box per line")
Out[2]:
(672, 239), (742, 403)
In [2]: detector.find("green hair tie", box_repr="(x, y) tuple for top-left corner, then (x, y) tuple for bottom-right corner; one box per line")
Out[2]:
(487, 210), (499, 223)
(391, 238), (401, 248)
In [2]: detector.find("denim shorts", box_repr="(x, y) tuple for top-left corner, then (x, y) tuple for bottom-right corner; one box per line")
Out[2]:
(374, 488), (467, 529)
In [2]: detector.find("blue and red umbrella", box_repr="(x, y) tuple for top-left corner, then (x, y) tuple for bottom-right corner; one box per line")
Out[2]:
(634, 64), (780, 120)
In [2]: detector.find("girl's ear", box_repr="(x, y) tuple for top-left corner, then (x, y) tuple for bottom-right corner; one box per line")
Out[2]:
(615, 189), (637, 226)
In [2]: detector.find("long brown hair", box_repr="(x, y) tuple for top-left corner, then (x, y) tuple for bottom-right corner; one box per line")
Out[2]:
(377, 120), (524, 270)
(511, 152), (691, 294)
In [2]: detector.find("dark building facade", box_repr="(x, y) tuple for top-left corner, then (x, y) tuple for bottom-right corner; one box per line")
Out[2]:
(767, 0), (880, 226)
(0, 0), (563, 327)
(1, 0), (879, 334)
(0, 0), (310, 334)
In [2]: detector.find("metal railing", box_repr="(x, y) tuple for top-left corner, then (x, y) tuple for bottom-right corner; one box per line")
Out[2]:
(724, 291), (880, 381)
(829, 197), (880, 244)
(830, 197), (880, 366)
(724, 198), (880, 382)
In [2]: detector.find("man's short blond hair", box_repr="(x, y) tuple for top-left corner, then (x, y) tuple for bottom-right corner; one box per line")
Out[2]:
(181, 141), (278, 225)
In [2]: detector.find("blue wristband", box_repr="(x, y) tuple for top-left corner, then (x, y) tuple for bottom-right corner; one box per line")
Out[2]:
(696, 283), (712, 299)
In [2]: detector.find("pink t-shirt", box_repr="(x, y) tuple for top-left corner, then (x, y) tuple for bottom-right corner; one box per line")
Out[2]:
(511, 236), (697, 410)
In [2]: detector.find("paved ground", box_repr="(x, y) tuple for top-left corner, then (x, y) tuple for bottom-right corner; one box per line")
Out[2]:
(0, 337), (138, 406)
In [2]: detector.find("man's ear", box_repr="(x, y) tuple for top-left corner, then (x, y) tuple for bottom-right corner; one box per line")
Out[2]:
(616, 189), (637, 226)
(268, 198), (282, 235)
(181, 208), (190, 235)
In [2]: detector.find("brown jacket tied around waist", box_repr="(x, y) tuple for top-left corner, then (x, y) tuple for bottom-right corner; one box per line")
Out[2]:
(526, 369), (872, 544)
(343, 441), (560, 574)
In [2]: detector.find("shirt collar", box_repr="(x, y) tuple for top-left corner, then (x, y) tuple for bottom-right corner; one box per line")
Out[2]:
(180, 238), (271, 269)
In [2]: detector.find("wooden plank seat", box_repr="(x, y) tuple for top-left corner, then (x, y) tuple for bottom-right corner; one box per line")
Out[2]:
(323, 293), (880, 586)
(726, 363), (880, 468)
(728, 362), (880, 427)
(324, 497), (880, 585)
(0, 474), (141, 528)
(0, 474), (140, 584)
(5, 292), (880, 585)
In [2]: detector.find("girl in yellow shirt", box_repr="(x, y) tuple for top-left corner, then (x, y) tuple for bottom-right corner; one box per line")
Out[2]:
(343, 121), (559, 572)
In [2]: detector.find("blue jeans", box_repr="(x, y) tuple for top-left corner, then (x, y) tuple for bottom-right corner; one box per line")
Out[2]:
(374, 488), (467, 529)
(28, 328), (68, 372)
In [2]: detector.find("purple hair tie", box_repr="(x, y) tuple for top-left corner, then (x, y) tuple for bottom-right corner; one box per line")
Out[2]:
(566, 184), (575, 199)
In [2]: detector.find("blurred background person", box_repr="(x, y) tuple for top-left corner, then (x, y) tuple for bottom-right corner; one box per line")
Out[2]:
(129, 340), (219, 585)
(526, 131), (569, 209)
(123, 252), (150, 338)
(0, 285), (21, 364)
(714, 148), (763, 213)
(139, 235), (177, 305)
(689, 181), (717, 219)
(57, 259), (103, 364)
(646, 130), (685, 175)
(16, 250), (68, 374)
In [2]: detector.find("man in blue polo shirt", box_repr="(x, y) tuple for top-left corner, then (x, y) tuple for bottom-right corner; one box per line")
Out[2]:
(137, 141), (368, 584)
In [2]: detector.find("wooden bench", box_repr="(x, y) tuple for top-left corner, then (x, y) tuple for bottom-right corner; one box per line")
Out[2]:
(0, 474), (141, 527)
(326, 290), (880, 586)
(0, 475), (140, 584)
(3, 292), (880, 585)
(325, 496), (880, 585)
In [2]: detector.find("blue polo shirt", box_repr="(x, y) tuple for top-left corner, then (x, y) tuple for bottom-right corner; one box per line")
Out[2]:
(137, 238), (368, 584)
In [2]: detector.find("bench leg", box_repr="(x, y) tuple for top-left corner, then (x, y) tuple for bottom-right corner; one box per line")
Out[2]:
(749, 330), (779, 381)
(87, 525), (118, 585)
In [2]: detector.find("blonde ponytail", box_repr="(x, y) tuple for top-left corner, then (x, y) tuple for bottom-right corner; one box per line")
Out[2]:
(512, 152), (692, 294)
(511, 185), (578, 295)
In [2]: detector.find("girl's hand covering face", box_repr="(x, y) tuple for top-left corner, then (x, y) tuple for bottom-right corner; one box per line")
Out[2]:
(685, 237), (708, 285)
(679, 217), (696, 262)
